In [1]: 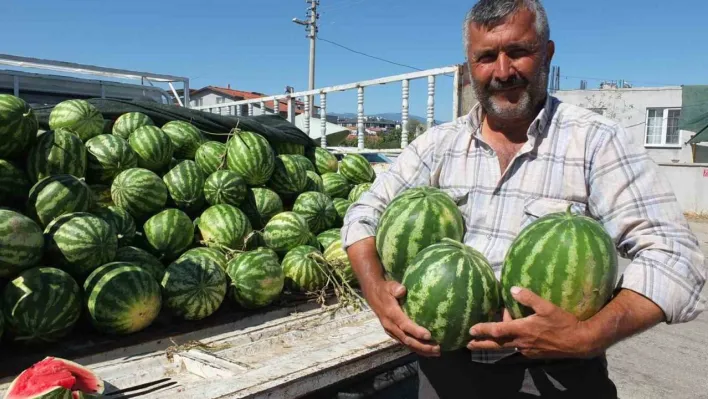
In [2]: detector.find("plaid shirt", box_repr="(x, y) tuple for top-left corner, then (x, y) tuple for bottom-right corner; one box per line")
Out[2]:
(341, 95), (707, 363)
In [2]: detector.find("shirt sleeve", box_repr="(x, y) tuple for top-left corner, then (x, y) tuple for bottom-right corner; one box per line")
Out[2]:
(340, 131), (436, 250)
(587, 124), (707, 324)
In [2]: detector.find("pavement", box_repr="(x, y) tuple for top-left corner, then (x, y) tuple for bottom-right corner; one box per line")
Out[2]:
(608, 221), (708, 399)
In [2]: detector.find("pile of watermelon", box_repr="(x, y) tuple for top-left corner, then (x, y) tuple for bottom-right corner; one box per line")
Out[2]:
(0, 94), (376, 346)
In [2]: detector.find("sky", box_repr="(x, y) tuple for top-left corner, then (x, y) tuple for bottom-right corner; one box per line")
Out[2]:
(3, 0), (708, 122)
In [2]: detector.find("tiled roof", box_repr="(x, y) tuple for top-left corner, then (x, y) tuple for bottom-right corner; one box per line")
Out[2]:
(194, 86), (319, 114)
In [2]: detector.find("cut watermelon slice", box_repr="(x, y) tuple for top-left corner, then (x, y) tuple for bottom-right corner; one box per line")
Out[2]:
(4, 357), (104, 399)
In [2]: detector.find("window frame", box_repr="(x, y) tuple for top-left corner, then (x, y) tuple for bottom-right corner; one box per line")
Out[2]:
(644, 107), (682, 149)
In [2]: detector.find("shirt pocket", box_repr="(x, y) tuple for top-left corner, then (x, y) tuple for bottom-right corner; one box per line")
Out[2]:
(520, 197), (588, 229)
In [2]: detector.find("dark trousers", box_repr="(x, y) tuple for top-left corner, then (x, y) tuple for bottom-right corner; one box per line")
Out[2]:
(417, 349), (618, 399)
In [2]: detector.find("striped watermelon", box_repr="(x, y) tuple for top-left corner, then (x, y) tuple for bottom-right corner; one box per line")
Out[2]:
(161, 121), (204, 159)
(112, 112), (154, 139)
(197, 204), (252, 251)
(44, 212), (118, 279)
(333, 198), (352, 222)
(90, 184), (114, 209)
(0, 210), (44, 278)
(195, 141), (226, 175)
(48, 99), (104, 142)
(85, 134), (138, 184)
(0, 94), (38, 158)
(0, 160), (30, 208)
(128, 126), (174, 172)
(323, 239), (355, 284)
(2, 267), (81, 344)
(240, 187), (283, 229)
(226, 131), (275, 185)
(273, 142), (305, 156)
(401, 238), (501, 351)
(27, 174), (92, 228)
(27, 128), (87, 183)
(292, 191), (337, 234)
(114, 246), (165, 282)
(375, 186), (465, 281)
(163, 160), (206, 214)
(161, 250), (227, 320)
(340, 154), (375, 184)
(203, 170), (246, 206)
(308, 147), (338, 175)
(93, 205), (136, 247)
(267, 154), (307, 196)
(83, 262), (162, 335)
(143, 208), (194, 261)
(225, 247), (284, 308)
(263, 212), (311, 254)
(179, 247), (228, 271)
(305, 171), (324, 193)
(348, 183), (372, 202)
(317, 229), (341, 252)
(111, 168), (168, 220)
(281, 245), (329, 292)
(321, 173), (351, 199)
(501, 205), (618, 320)
(291, 154), (316, 172)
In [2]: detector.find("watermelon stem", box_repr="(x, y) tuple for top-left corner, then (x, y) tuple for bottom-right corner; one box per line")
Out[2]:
(307, 253), (367, 312)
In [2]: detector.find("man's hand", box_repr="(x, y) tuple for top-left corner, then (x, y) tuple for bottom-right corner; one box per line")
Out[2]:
(466, 286), (601, 359)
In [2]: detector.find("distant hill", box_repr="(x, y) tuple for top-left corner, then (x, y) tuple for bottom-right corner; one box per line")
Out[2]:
(329, 112), (445, 125)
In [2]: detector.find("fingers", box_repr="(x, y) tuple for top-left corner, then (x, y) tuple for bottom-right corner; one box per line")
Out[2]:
(502, 308), (513, 322)
(469, 321), (514, 340)
(509, 286), (556, 316)
(385, 280), (406, 299)
(381, 319), (440, 357)
(467, 338), (516, 351)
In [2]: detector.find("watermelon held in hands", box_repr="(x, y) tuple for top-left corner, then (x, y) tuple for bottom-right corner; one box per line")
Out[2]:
(401, 238), (501, 352)
(3, 356), (104, 399)
(500, 204), (618, 321)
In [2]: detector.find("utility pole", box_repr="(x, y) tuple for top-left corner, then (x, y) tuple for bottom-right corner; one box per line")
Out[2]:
(293, 0), (319, 116)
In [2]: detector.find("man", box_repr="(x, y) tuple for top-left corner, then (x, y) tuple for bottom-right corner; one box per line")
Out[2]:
(341, 0), (706, 398)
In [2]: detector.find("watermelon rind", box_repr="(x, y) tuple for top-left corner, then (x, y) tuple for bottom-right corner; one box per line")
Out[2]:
(281, 245), (329, 292)
(161, 120), (204, 160)
(292, 191), (337, 234)
(3, 356), (105, 399)
(240, 187), (283, 230)
(323, 239), (355, 285)
(321, 173), (351, 199)
(273, 142), (305, 156)
(161, 251), (227, 320)
(92, 205), (136, 247)
(225, 247), (284, 309)
(163, 160), (206, 214)
(111, 168), (168, 221)
(194, 141), (227, 175)
(348, 182), (372, 203)
(112, 111), (154, 139)
(0, 210), (44, 278)
(48, 99), (104, 142)
(178, 247), (228, 271)
(27, 128), (87, 184)
(128, 125), (174, 173)
(291, 154), (316, 172)
(114, 246), (166, 283)
(332, 198), (352, 222)
(339, 153), (376, 185)
(263, 212), (311, 255)
(85, 134), (138, 184)
(203, 170), (247, 207)
(143, 208), (194, 261)
(0, 94), (38, 158)
(197, 204), (252, 252)
(308, 147), (338, 175)
(0, 159), (31, 208)
(267, 154), (308, 197)
(304, 171), (324, 193)
(226, 131), (275, 185)
(316, 228), (341, 253)
(27, 174), (92, 228)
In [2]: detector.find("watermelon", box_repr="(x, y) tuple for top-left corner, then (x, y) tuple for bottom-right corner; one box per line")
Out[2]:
(92, 205), (136, 247)
(48, 99), (103, 142)
(0, 94), (38, 158)
(112, 111), (154, 139)
(339, 153), (375, 184)
(308, 147), (338, 175)
(44, 212), (118, 279)
(273, 142), (305, 156)
(292, 191), (337, 234)
(111, 168), (168, 220)
(163, 160), (206, 213)
(304, 171), (324, 193)
(114, 246), (165, 282)
(0, 210), (44, 278)
(348, 182), (372, 203)
(317, 228), (341, 252)
(281, 245), (329, 292)
(161, 250), (227, 320)
(195, 141), (226, 175)
(197, 204), (252, 251)
(27, 128), (87, 183)
(203, 170), (246, 206)
(323, 240), (355, 284)
(501, 205), (619, 320)
(85, 134), (138, 184)
(226, 131), (275, 185)
(267, 154), (308, 196)
(321, 173), (351, 199)
(0, 159), (30, 207)
(161, 120), (204, 159)
(375, 186), (465, 281)
(401, 238), (501, 351)
(27, 174), (92, 228)
(178, 247), (228, 271)
(2, 267), (81, 344)
(2, 356), (105, 399)
(291, 154), (316, 172)
(83, 262), (162, 335)
(333, 198), (352, 222)
(128, 125), (174, 172)
(240, 187), (283, 230)
(225, 247), (284, 308)
(143, 208), (194, 261)
(263, 212), (311, 254)
(89, 184), (113, 209)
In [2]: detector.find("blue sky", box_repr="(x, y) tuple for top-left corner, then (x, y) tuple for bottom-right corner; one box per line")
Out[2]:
(3, 0), (707, 122)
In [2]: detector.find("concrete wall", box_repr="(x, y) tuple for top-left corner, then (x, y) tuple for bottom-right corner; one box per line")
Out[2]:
(658, 163), (708, 213)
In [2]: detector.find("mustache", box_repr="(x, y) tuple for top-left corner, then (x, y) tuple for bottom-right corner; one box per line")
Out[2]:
(486, 75), (529, 92)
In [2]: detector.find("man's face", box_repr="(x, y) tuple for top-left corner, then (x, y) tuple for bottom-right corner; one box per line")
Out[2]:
(465, 8), (554, 121)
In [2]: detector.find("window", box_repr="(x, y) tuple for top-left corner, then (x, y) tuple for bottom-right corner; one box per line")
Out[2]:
(645, 108), (681, 147)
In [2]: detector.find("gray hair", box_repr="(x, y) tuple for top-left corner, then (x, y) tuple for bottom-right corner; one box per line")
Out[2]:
(463, 0), (550, 59)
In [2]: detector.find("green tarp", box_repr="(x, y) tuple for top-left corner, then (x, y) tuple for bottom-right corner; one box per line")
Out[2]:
(680, 85), (708, 144)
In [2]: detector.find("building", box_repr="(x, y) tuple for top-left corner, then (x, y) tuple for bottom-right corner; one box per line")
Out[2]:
(182, 85), (320, 118)
(336, 116), (399, 131)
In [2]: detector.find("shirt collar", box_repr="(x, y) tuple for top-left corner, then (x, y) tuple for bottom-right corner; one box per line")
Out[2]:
(465, 94), (557, 142)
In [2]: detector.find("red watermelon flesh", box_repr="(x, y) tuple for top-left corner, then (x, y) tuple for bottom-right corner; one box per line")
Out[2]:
(4, 357), (104, 399)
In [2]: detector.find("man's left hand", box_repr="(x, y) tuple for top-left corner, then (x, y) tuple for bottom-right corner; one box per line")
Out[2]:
(467, 286), (603, 359)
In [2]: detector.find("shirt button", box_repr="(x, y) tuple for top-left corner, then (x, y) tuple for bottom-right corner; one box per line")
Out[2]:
(486, 234), (492, 240)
